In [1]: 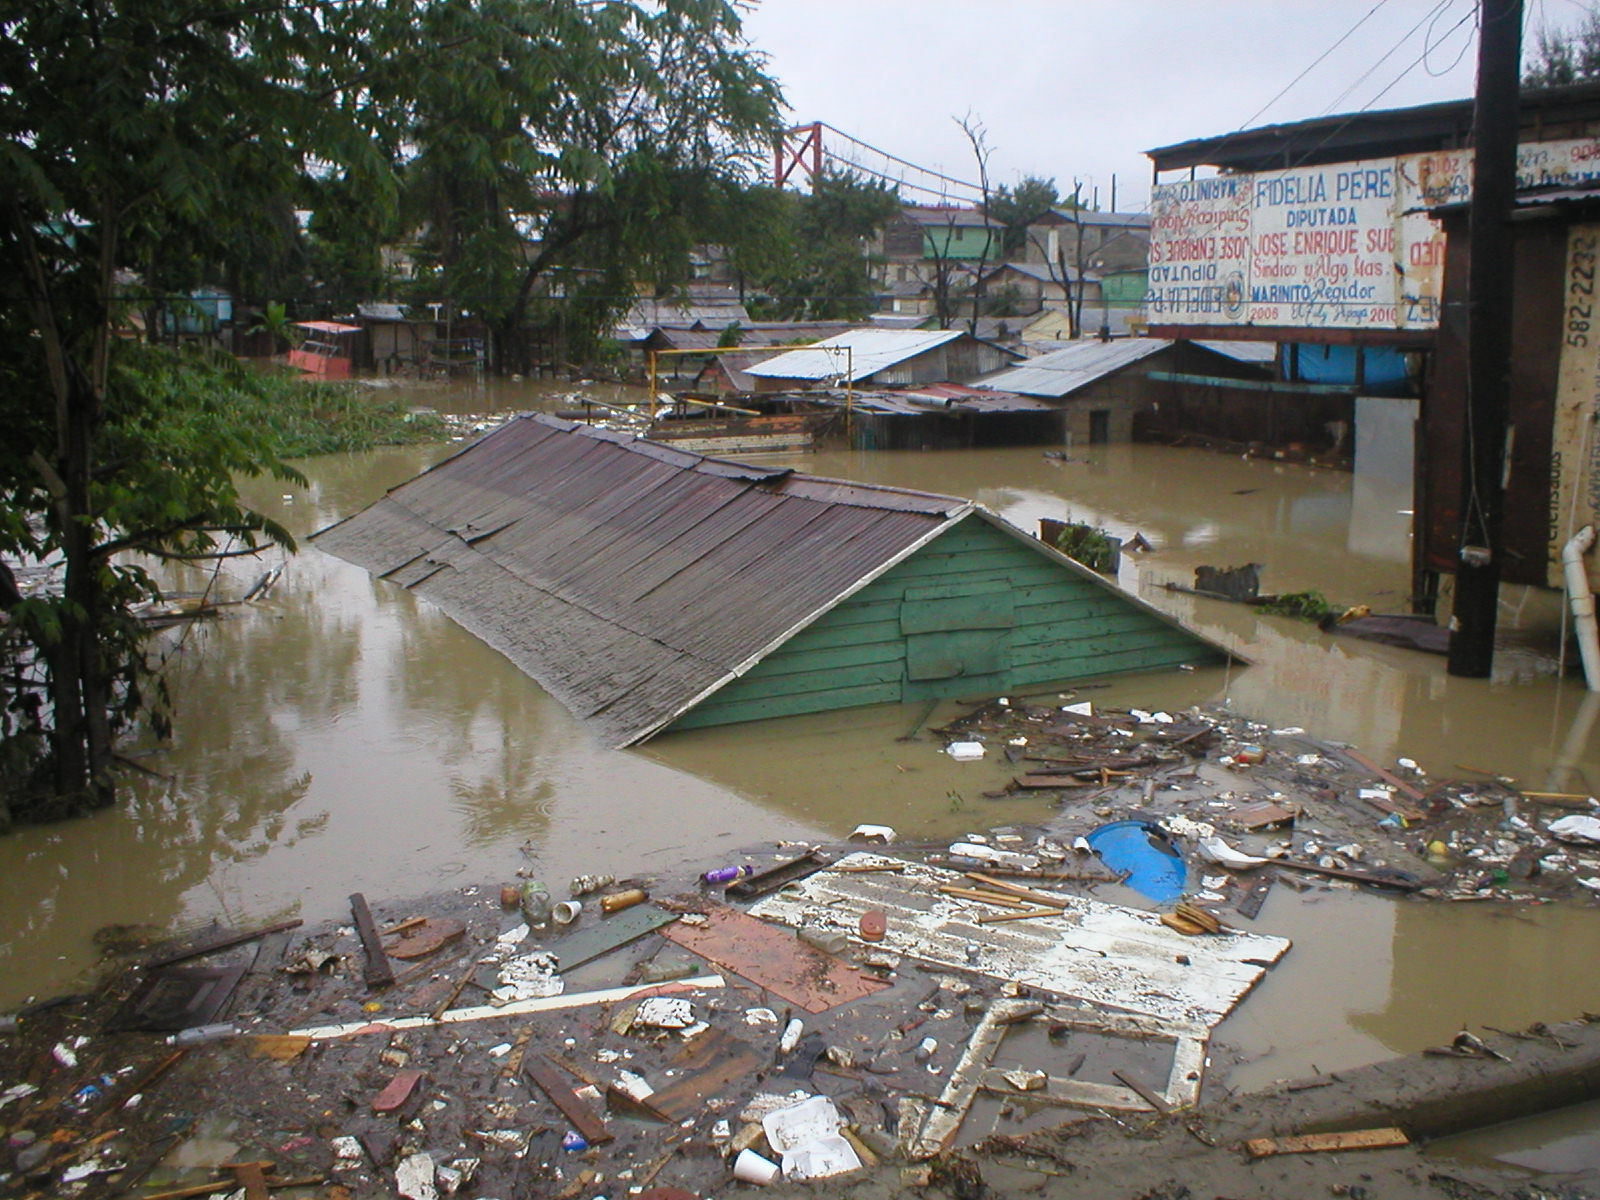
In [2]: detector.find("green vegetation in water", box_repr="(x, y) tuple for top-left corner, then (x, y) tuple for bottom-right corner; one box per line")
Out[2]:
(1258, 590), (1336, 621)
(1052, 523), (1118, 574)
(229, 365), (448, 457)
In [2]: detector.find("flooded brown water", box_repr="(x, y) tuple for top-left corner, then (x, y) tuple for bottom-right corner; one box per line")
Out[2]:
(3, 378), (1597, 1139)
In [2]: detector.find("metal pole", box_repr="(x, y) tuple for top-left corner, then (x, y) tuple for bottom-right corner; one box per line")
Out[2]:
(1448, 0), (1523, 678)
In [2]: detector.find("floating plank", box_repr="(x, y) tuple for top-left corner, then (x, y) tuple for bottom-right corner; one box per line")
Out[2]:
(751, 853), (1290, 1031)
(1244, 1127), (1410, 1158)
(524, 1054), (613, 1146)
(292, 976), (726, 1039)
(105, 962), (247, 1032)
(349, 893), (395, 989)
(725, 851), (829, 901)
(660, 905), (890, 1014)
(545, 904), (678, 972)
(630, 1027), (765, 1123)
(143, 919), (304, 970)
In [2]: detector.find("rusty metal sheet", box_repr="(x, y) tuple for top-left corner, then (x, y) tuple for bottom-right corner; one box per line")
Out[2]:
(382, 917), (465, 960)
(659, 905), (889, 1014)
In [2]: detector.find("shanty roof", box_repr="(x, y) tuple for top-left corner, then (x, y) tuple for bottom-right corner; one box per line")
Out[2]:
(984, 261), (1099, 285)
(313, 414), (976, 746)
(293, 320), (361, 334)
(1193, 340), (1278, 366)
(614, 299), (751, 340)
(840, 383), (1055, 416)
(1147, 81), (1600, 175)
(976, 337), (1172, 399)
(745, 329), (965, 384)
(357, 302), (410, 322)
(901, 205), (999, 228)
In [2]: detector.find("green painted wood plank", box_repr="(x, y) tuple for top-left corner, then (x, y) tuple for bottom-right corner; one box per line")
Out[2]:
(722, 659), (905, 701)
(906, 629), (1009, 681)
(777, 617), (903, 654)
(901, 670), (1010, 703)
(1010, 610), (1176, 649)
(900, 581), (1015, 635)
(748, 639), (905, 677)
(670, 680), (904, 729)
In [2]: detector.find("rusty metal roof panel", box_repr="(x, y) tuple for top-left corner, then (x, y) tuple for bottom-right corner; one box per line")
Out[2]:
(313, 413), (960, 745)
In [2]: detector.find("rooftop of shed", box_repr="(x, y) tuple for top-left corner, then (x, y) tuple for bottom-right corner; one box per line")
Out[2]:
(745, 329), (966, 383)
(977, 337), (1173, 399)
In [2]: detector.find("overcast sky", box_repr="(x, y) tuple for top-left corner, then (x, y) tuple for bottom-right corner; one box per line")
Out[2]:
(739, 0), (1588, 212)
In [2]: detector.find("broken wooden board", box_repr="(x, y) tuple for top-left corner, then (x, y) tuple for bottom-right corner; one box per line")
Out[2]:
(524, 1054), (613, 1146)
(623, 1027), (765, 1123)
(382, 917), (465, 960)
(750, 853), (1290, 1031)
(350, 893), (395, 988)
(1230, 801), (1297, 831)
(660, 904), (890, 1014)
(545, 903), (677, 972)
(1244, 1127), (1410, 1158)
(910, 998), (1207, 1159)
(104, 962), (247, 1032)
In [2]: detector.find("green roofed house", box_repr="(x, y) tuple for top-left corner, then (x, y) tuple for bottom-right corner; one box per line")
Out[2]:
(313, 415), (1234, 746)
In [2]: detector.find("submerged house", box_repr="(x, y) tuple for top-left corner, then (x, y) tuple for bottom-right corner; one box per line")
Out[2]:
(313, 415), (1232, 746)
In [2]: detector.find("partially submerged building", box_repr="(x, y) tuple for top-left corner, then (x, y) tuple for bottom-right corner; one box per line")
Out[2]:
(743, 328), (1019, 393)
(313, 415), (1232, 746)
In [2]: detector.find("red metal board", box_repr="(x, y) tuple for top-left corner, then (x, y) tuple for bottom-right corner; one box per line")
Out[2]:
(659, 905), (887, 1014)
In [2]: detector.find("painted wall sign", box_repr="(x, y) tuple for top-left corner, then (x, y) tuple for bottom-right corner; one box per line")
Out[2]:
(1148, 138), (1600, 333)
(1548, 223), (1600, 591)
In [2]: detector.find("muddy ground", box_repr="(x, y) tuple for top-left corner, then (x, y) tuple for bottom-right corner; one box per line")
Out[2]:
(4, 699), (1600, 1200)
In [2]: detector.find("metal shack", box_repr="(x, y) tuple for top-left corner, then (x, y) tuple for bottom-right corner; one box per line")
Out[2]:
(313, 414), (1231, 746)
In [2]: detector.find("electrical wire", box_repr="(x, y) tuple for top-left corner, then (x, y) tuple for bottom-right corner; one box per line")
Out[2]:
(1320, 0), (1458, 114)
(1236, 0), (1396, 130)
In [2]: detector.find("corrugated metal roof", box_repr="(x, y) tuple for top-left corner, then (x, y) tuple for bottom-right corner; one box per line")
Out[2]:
(1193, 340), (1278, 365)
(313, 414), (969, 747)
(294, 320), (361, 334)
(745, 329), (964, 383)
(841, 384), (1055, 415)
(975, 337), (1173, 399)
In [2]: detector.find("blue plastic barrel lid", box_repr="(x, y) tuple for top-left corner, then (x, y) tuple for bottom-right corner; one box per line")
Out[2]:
(1085, 820), (1186, 903)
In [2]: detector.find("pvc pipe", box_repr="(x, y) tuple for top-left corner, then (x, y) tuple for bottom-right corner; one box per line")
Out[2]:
(1562, 525), (1600, 692)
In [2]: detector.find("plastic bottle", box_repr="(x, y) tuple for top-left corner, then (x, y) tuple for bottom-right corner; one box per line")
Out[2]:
(520, 880), (552, 926)
(702, 864), (754, 885)
(569, 873), (614, 896)
(165, 1023), (238, 1047)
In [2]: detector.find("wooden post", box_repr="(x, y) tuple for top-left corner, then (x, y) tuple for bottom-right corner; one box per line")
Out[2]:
(1447, 0), (1523, 677)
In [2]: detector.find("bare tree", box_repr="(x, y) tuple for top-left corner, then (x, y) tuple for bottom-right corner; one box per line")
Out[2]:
(956, 113), (995, 335)
(1029, 177), (1090, 338)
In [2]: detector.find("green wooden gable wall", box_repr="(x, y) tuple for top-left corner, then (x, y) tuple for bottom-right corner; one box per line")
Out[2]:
(667, 513), (1222, 733)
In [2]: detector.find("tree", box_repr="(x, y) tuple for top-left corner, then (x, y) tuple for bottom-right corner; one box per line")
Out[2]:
(0, 0), (393, 822)
(747, 171), (900, 321)
(383, 0), (782, 371)
(1525, 7), (1600, 85)
(989, 176), (1060, 260)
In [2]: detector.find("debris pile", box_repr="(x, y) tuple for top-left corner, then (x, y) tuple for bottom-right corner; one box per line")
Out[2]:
(2, 696), (1596, 1198)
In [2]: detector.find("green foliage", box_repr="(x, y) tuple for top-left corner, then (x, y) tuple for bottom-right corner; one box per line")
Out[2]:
(1052, 523), (1118, 574)
(1258, 590), (1335, 621)
(1525, 9), (1600, 86)
(750, 171), (902, 320)
(989, 176), (1059, 259)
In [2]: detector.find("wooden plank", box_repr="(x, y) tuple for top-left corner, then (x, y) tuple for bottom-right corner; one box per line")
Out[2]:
(639, 1027), (764, 1122)
(349, 893), (395, 989)
(900, 580), (1015, 634)
(524, 1054), (613, 1146)
(1341, 747), (1427, 802)
(906, 629), (1009, 681)
(144, 919), (304, 970)
(1244, 1127), (1410, 1158)
(1112, 1068), (1172, 1114)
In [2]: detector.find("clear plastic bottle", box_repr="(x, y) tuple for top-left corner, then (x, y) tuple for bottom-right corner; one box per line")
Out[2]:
(165, 1022), (238, 1047)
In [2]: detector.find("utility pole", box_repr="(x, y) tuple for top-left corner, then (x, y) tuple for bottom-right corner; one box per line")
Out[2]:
(1448, 0), (1523, 678)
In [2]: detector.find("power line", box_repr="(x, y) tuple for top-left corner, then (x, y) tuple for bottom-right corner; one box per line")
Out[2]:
(1237, 0), (1396, 129)
(1320, 0), (1460, 114)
